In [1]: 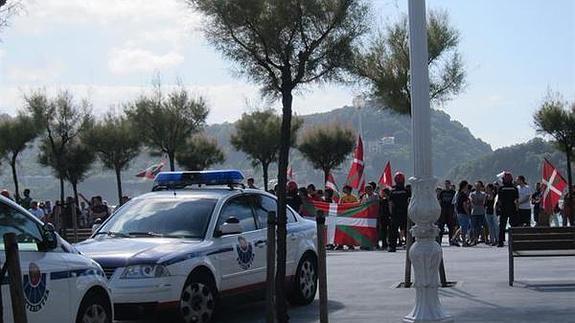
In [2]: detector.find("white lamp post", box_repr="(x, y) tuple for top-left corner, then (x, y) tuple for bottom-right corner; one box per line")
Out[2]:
(403, 0), (453, 322)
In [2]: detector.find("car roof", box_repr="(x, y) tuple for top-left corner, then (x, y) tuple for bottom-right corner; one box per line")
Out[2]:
(0, 195), (43, 226)
(134, 187), (275, 201)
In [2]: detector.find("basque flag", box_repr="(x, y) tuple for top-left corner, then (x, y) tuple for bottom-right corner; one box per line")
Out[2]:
(378, 161), (393, 188)
(346, 135), (364, 189)
(541, 158), (567, 214)
(301, 199), (379, 246)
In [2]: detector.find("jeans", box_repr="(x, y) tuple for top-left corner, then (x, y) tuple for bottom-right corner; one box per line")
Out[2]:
(457, 213), (471, 240)
(518, 209), (531, 226)
(484, 213), (499, 243)
(471, 214), (484, 240)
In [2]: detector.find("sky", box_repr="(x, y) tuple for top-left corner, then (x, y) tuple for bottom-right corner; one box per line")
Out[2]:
(0, 0), (573, 149)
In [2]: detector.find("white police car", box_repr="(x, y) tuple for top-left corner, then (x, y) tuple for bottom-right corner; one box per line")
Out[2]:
(76, 170), (318, 323)
(0, 195), (112, 323)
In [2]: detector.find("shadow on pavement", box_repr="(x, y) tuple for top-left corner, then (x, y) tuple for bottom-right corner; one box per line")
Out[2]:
(217, 299), (346, 322)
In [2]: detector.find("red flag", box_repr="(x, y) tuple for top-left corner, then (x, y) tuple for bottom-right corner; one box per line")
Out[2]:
(136, 160), (165, 179)
(325, 173), (340, 203)
(346, 135), (364, 189)
(378, 161), (393, 188)
(301, 199), (379, 246)
(541, 158), (567, 213)
(287, 166), (295, 181)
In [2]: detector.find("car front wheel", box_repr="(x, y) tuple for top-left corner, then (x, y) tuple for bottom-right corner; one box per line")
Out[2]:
(76, 291), (112, 323)
(179, 275), (217, 323)
(289, 253), (318, 305)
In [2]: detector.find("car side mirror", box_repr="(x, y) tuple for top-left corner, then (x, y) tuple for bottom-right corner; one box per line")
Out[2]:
(216, 217), (243, 236)
(41, 223), (58, 250)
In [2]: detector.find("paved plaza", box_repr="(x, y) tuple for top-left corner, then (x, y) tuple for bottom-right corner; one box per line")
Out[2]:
(128, 243), (575, 323)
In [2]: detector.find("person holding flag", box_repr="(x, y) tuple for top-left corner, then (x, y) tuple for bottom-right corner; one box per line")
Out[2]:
(540, 158), (569, 226)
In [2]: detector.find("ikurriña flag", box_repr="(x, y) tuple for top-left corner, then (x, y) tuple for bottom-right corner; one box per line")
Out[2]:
(346, 135), (364, 189)
(541, 158), (567, 214)
(301, 199), (379, 246)
(136, 160), (165, 179)
(378, 161), (392, 188)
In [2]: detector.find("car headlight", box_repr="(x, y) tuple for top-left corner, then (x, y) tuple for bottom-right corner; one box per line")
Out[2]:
(120, 264), (170, 279)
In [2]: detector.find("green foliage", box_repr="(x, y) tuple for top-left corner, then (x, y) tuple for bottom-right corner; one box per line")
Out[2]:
(177, 135), (225, 171)
(190, 0), (370, 95)
(230, 109), (302, 190)
(63, 140), (96, 187)
(25, 90), (93, 203)
(84, 112), (141, 172)
(125, 84), (209, 171)
(533, 92), (575, 189)
(353, 10), (465, 114)
(298, 124), (355, 181)
(0, 114), (39, 199)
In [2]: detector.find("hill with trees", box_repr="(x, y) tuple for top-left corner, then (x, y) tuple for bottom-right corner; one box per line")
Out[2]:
(446, 138), (568, 184)
(1, 104), (493, 202)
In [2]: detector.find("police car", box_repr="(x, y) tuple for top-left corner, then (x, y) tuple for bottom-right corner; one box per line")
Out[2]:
(76, 170), (318, 323)
(0, 195), (112, 323)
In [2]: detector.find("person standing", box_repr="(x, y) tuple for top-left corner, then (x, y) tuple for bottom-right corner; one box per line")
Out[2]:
(497, 172), (519, 247)
(286, 181), (302, 212)
(247, 178), (258, 189)
(340, 185), (359, 204)
(516, 176), (533, 227)
(531, 182), (542, 226)
(388, 172), (410, 252)
(437, 180), (457, 246)
(29, 201), (45, 220)
(456, 180), (471, 247)
(20, 188), (32, 209)
(484, 183), (499, 246)
(378, 188), (391, 250)
(469, 181), (486, 245)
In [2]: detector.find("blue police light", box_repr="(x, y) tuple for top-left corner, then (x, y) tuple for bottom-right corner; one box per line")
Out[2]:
(153, 170), (245, 189)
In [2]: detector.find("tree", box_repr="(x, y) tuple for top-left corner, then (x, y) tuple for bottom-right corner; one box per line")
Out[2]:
(231, 110), (303, 191)
(83, 112), (142, 205)
(298, 124), (355, 183)
(126, 84), (209, 171)
(0, 114), (39, 202)
(63, 140), (96, 208)
(189, 1), (369, 320)
(534, 93), (575, 201)
(0, 0), (21, 32)
(26, 91), (93, 205)
(177, 135), (225, 171)
(353, 10), (465, 114)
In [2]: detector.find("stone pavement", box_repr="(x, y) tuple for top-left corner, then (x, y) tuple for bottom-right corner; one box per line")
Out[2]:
(127, 243), (575, 323)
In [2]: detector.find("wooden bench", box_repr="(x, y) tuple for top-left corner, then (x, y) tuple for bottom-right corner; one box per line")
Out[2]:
(63, 228), (94, 243)
(508, 226), (575, 286)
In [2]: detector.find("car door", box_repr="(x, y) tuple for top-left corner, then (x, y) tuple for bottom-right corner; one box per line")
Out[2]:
(252, 194), (298, 272)
(214, 195), (266, 292)
(0, 200), (72, 323)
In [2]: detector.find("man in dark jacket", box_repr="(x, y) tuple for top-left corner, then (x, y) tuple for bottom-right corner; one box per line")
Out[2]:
(388, 172), (410, 252)
(497, 172), (518, 247)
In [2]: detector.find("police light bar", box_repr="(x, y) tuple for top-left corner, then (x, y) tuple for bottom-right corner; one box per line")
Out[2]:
(153, 170), (245, 189)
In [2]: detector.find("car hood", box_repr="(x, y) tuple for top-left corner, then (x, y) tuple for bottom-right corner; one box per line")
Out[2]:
(75, 237), (211, 268)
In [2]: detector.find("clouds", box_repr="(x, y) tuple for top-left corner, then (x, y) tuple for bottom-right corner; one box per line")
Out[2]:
(108, 48), (184, 74)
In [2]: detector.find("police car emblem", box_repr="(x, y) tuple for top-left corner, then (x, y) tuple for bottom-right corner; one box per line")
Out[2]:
(235, 236), (255, 270)
(23, 263), (49, 312)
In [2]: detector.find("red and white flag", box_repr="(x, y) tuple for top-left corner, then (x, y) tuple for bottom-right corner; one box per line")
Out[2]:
(346, 135), (364, 189)
(378, 161), (393, 188)
(301, 199), (379, 246)
(541, 158), (567, 213)
(136, 160), (165, 179)
(325, 172), (340, 203)
(287, 166), (295, 181)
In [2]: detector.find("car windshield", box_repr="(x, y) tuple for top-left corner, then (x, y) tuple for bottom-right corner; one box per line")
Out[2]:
(98, 197), (217, 239)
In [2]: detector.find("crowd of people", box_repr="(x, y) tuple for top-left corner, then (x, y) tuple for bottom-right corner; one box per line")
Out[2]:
(2, 171), (574, 249)
(0, 188), (121, 233)
(258, 171), (575, 251)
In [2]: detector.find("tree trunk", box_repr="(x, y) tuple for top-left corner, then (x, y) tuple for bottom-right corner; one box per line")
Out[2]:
(115, 166), (123, 206)
(565, 147), (574, 222)
(59, 177), (65, 206)
(168, 151), (176, 171)
(323, 167), (331, 185)
(262, 162), (269, 192)
(72, 182), (79, 242)
(275, 89), (293, 323)
(10, 154), (20, 203)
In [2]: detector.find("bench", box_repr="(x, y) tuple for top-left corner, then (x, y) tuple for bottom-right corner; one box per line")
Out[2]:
(63, 228), (94, 243)
(508, 226), (575, 286)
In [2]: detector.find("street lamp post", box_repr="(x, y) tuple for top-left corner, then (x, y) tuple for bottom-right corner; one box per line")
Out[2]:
(403, 1), (453, 322)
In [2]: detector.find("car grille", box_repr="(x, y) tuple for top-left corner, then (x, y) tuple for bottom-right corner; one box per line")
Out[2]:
(102, 267), (118, 280)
